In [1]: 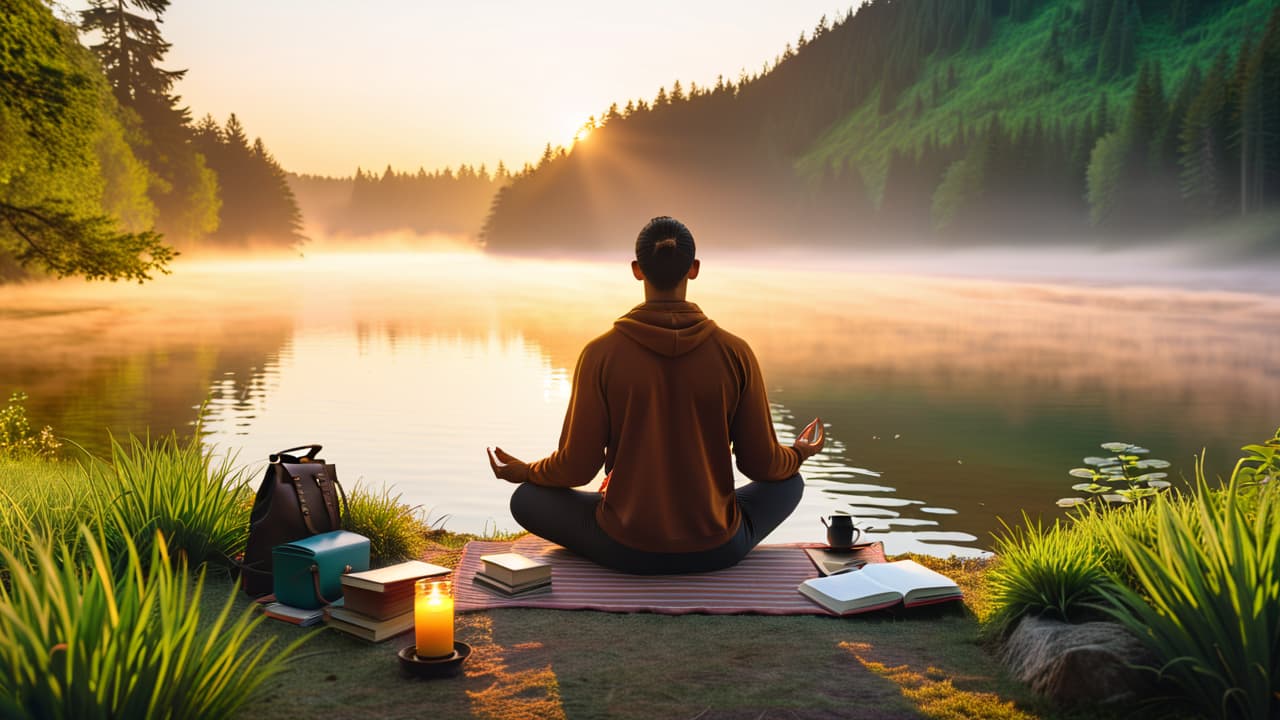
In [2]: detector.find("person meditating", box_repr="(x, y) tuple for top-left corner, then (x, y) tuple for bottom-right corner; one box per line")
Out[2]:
(486, 216), (825, 574)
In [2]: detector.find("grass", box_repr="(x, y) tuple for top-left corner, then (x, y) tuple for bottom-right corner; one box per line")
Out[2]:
(985, 429), (1280, 718)
(0, 525), (306, 720)
(85, 433), (255, 568)
(219, 550), (1097, 720)
(1100, 472), (1279, 720)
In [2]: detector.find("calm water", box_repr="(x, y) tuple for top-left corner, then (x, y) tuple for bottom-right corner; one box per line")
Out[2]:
(3, 250), (1278, 556)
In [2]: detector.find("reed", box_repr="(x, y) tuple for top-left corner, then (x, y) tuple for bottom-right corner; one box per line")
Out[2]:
(85, 433), (253, 568)
(1099, 463), (1279, 720)
(985, 515), (1112, 633)
(341, 481), (432, 564)
(0, 523), (307, 720)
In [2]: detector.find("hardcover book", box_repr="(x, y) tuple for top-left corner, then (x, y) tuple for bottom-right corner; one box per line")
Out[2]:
(478, 553), (551, 586)
(472, 572), (553, 598)
(341, 560), (450, 592)
(797, 560), (962, 615)
(324, 608), (415, 643)
(340, 584), (415, 621)
(262, 598), (342, 627)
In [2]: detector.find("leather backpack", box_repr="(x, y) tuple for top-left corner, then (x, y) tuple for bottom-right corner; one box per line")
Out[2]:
(240, 444), (348, 597)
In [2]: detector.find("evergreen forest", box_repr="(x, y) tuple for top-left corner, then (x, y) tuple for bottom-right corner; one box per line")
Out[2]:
(3, 0), (1279, 280)
(290, 163), (508, 239)
(0, 0), (302, 281)
(481, 0), (1280, 252)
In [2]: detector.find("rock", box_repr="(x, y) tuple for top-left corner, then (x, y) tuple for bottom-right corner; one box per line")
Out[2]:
(1000, 615), (1157, 706)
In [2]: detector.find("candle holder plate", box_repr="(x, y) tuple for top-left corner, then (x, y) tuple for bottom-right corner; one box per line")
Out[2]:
(398, 641), (472, 679)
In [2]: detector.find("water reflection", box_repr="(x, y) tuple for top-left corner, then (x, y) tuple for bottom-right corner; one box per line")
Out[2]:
(2, 251), (1278, 557)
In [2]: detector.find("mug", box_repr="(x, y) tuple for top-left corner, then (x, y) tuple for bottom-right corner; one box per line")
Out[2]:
(820, 515), (861, 550)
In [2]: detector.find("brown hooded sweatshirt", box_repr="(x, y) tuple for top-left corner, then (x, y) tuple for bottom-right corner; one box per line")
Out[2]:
(526, 300), (801, 553)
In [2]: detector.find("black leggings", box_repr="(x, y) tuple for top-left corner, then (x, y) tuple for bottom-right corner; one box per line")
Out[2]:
(508, 474), (805, 575)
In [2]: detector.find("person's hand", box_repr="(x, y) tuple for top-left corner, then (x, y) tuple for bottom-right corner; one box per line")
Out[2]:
(793, 417), (826, 462)
(487, 446), (530, 484)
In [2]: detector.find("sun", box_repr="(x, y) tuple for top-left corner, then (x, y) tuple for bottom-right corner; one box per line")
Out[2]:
(567, 115), (594, 145)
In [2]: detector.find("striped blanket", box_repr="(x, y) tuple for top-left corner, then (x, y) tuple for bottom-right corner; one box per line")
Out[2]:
(453, 535), (887, 616)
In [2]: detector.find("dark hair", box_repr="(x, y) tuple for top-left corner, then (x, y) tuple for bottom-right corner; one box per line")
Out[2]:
(635, 216), (696, 290)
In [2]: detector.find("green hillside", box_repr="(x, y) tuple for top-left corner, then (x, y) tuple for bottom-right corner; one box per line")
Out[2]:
(481, 0), (1280, 251)
(798, 0), (1272, 199)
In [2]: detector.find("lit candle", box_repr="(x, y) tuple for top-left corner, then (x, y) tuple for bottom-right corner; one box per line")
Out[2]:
(414, 579), (454, 659)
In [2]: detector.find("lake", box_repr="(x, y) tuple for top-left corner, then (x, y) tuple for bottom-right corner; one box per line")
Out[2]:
(3, 249), (1278, 556)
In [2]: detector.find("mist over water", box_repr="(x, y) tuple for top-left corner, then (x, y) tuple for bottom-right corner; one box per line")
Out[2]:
(2, 244), (1277, 556)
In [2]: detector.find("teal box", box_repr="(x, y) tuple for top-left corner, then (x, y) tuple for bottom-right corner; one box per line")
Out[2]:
(272, 531), (370, 610)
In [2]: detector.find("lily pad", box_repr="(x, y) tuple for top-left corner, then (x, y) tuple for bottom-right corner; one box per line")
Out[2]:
(1124, 446), (1150, 454)
(1146, 480), (1172, 489)
(1101, 442), (1131, 452)
(1083, 456), (1113, 466)
(1072, 482), (1113, 493)
(1056, 497), (1088, 508)
(1102, 493), (1132, 504)
(1118, 487), (1160, 500)
(1069, 468), (1096, 478)
(1135, 459), (1171, 469)
(1134, 472), (1169, 483)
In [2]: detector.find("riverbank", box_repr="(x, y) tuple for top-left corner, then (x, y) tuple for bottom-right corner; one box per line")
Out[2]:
(225, 551), (1072, 720)
(0, 449), (1070, 719)
(3, 426), (1276, 718)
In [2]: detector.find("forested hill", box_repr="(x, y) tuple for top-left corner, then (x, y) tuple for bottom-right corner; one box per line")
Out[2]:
(481, 0), (1280, 253)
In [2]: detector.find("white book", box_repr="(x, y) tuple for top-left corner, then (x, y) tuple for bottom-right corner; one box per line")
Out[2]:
(798, 560), (962, 615)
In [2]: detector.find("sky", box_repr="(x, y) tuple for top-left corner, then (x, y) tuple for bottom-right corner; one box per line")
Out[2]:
(66, 1), (851, 177)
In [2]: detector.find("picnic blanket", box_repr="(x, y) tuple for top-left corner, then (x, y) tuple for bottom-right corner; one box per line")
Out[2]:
(453, 535), (886, 616)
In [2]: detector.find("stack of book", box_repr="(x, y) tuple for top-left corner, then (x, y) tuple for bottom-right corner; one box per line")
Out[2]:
(473, 552), (552, 597)
(323, 560), (450, 642)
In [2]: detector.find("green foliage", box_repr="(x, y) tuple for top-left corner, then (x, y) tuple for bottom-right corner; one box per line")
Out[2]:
(985, 516), (1112, 633)
(0, 526), (307, 720)
(0, 392), (61, 460)
(80, 0), (222, 246)
(1099, 473), (1279, 720)
(0, 199), (174, 282)
(1237, 427), (1280, 487)
(84, 433), (253, 569)
(0, 459), (89, 573)
(192, 115), (304, 247)
(0, 0), (172, 281)
(1056, 441), (1171, 508)
(341, 482), (432, 566)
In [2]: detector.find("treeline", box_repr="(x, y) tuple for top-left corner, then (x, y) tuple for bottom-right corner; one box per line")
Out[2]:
(481, 0), (1280, 251)
(291, 164), (508, 238)
(0, 0), (302, 283)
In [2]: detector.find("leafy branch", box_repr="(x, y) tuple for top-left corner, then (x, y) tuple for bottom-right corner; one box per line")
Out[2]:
(0, 198), (175, 282)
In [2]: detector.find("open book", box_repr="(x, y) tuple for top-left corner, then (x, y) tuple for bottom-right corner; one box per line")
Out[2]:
(798, 560), (962, 615)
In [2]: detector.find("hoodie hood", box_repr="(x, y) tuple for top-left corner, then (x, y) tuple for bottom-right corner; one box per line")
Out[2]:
(613, 301), (718, 357)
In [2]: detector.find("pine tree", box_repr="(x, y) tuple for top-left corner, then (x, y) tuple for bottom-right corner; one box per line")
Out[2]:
(80, 0), (219, 243)
(1179, 55), (1230, 215)
(1239, 9), (1280, 212)
(1097, 0), (1129, 80)
(1127, 61), (1167, 167)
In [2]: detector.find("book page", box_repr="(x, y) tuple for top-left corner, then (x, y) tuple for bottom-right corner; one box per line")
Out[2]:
(801, 569), (899, 611)
(858, 560), (960, 604)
